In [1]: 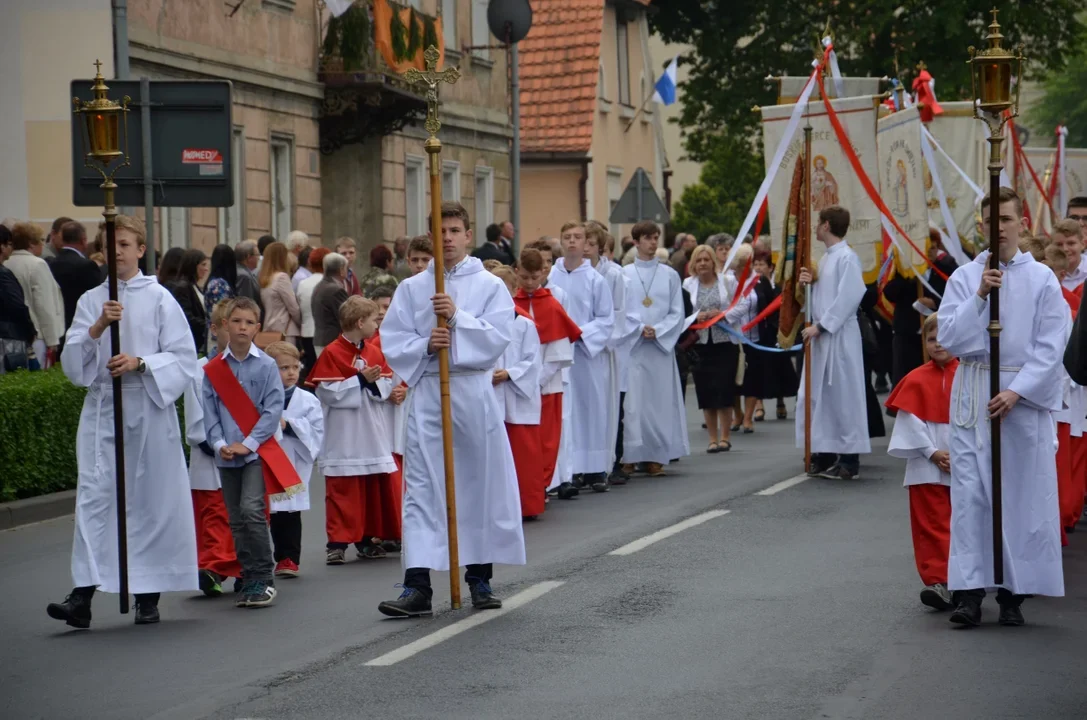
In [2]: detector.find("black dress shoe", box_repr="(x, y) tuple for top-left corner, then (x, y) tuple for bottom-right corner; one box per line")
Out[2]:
(134, 597), (160, 625)
(378, 588), (433, 618)
(46, 588), (94, 629)
(469, 581), (502, 610)
(572, 474), (586, 490)
(556, 482), (579, 500)
(998, 603), (1025, 627)
(949, 600), (982, 627)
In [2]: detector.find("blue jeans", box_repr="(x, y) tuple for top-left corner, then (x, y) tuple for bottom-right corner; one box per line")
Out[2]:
(220, 462), (274, 583)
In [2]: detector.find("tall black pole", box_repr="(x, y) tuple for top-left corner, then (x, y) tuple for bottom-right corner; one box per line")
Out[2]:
(103, 178), (130, 614)
(987, 134), (1004, 586)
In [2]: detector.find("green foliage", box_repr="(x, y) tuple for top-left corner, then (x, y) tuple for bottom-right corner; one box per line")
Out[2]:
(1029, 39), (1087, 147)
(672, 135), (766, 240)
(0, 367), (189, 502)
(423, 15), (439, 56)
(650, 1), (1086, 163)
(323, 4), (372, 71)
(406, 9), (423, 60)
(390, 3), (409, 61)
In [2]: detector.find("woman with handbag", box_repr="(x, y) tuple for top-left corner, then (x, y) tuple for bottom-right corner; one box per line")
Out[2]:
(682, 244), (739, 452)
(258, 241), (301, 348)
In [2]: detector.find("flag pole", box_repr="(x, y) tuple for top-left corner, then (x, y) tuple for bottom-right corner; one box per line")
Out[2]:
(623, 95), (654, 133)
(403, 47), (463, 609)
(803, 122), (813, 474)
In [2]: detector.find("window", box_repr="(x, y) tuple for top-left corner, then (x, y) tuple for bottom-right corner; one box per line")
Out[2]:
(269, 137), (293, 239)
(405, 155), (426, 237)
(616, 19), (631, 105)
(474, 166), (494, 243)
(471, 0), (489, 60)
(442, 161), (461, 203)
(218, 127), (246, 246)
(160, 208), (189, 251)
(608, 168), (624, 238)
(442, 0), (456, 49)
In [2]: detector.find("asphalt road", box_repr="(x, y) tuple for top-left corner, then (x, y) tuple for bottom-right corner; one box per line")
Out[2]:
(3, 397), (1086, 720)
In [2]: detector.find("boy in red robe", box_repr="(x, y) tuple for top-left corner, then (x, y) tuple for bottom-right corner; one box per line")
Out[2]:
(886, 314), (958, 611)
(514, 248), (582, 500)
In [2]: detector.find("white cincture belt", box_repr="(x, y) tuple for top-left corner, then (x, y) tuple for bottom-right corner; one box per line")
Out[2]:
(952, 360), (1023, 447)
(422, 368), (489, 378)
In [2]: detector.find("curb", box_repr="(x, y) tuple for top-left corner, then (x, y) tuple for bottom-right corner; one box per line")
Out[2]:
(0, 490), (76, 531)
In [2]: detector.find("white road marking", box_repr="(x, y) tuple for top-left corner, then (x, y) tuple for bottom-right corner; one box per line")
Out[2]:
(364, 581), (565, 667)
(755, 474), (810, 496)
(607, 509), (731, 556)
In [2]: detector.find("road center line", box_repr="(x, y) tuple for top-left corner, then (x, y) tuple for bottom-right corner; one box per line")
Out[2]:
(755, 474), (810, 496)
(607, 510), (730, 556)
(364, 581), (565, 667)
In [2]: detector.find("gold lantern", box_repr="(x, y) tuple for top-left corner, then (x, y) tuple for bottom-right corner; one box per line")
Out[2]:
(968, 9), (1024, 120)
(72, 59), (131, 193)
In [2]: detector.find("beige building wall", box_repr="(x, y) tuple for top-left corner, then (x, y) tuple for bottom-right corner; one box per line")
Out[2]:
(647, 34), (700, 207)
(0, 1), (114, 228)
(520, 165), (584, 240)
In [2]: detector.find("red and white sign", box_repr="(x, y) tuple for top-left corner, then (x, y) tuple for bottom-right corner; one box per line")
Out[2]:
(182, 149), (223, 164)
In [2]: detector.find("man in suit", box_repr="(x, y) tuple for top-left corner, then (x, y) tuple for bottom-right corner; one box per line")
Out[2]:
(499, 221), (516, 258)
(472, 224), (515, 266)
(48, 221), (102, 337)
(234, 240), (264, 317)
(311, 252), (350, 357)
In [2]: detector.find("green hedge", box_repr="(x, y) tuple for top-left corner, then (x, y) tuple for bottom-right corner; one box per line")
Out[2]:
(0, 367), (188, 502)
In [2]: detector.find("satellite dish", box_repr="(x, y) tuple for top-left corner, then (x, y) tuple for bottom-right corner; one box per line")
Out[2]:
(487, 0), (532, 45)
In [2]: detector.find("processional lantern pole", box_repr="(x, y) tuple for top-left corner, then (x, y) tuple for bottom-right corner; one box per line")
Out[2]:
(968, 8), (1024, 586)
(73, 61), (132, 615)
(403, 46), (464, 610)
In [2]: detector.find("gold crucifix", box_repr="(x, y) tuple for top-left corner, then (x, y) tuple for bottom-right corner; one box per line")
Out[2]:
(403, 46), (461, 138)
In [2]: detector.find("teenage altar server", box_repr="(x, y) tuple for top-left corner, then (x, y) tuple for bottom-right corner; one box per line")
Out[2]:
(490, 266), (545, 518)
(886, 314), (957, 612)
(937, 188), (1067, 628)
(797, 205), (871, 480)
(621, 220), (690, 475)
(377, 202), (524, 618)
(47, 215), (198, 628)
(547, 221), (615, 492)
(586, 223), (627, 474)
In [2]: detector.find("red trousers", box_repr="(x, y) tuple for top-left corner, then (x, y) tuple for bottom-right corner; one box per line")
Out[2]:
(539, 393), (563, 487)
(1074, 436), (1087, 524)
(326, 474), (402, 544)
(191, 490), (242, 579)
(1057, 423), (1075, 544)
(507, 422), (545, 517)
(908, 484), (951, 586)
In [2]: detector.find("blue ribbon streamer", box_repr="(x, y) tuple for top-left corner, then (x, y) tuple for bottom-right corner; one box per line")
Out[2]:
(710, 321), (803, 354)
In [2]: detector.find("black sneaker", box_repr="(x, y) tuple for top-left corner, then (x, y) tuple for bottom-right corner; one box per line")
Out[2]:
(235, 581), (255, 608)
(243, 582), (277, 608)
(589, 473), (610, 493)
(609, 466), (630, 485)
(998, 603), (1026, 627)
(818, 463), (858, 481)
(556, 482), (579, 500)
(572, 474), (586, 490)
(949, 599), (982, 628)
(134, 596), (160, 625)
(378, 587), (433, 618)
(199, 569), (224, 597)
(468, 580), (503, 610)
(46, 589), (93, 629)
(807, 458), (833, 477)
(919, 583), (953, 611)
(381, 540), (402, 553)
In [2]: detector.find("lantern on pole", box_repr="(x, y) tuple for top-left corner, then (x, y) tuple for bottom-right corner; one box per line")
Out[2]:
(73, 60), (133, 614)
(967, 9), (1024, 587)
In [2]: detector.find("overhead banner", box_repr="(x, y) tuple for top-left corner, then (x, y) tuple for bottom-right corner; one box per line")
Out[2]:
(777, 76), (882, 105)
(878, 107), (929, 277)
(924, 101), (986, 250)
(1020, 146), (1087, 232)
(762, 95), (882, 282)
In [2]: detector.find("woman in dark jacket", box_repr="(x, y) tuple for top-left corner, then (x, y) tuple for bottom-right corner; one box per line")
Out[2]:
(739, 251), (799, 422)
(168, 248), (208, 354)
(0, 225), (35, 373)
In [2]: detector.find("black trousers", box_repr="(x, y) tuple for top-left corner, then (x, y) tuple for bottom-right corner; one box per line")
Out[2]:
(812, 452), (860, 472)
(404, 564), (493, 601)
(613, 391), (626, 469)
(75, 586), (160, 605)
(270, 511), (302, 563)
(300, 337), (317, 378)
(954, 588), (1026, 607)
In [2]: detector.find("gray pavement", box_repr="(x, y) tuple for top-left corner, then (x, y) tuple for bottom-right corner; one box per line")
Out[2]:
(3, 397), (1086, 720)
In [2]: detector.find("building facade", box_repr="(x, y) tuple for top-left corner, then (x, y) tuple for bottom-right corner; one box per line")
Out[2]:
(319, 0), (511, 253)
(519, 0), (665, 243)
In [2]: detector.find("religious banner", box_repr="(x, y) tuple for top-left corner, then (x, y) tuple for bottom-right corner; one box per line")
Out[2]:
(762, 95), (882, 282)
(1021, 146), (1087, 232)
(924, 101), (986, 251)
(878, 107), (929, 277)
(777, 76), (882, 105)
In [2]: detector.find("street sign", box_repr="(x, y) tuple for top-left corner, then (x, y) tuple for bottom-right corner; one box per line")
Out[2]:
(609, 167), (669, 225)
(70, 79), (233, 207)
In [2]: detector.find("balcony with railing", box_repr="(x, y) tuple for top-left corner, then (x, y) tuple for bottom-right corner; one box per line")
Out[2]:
(318, 0), (446, 154)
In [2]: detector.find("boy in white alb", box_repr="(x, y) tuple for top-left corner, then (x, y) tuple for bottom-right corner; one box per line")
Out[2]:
(586, 223), (628, 479)
(547, 221), (615, 492)
(264, 342), (324, 578)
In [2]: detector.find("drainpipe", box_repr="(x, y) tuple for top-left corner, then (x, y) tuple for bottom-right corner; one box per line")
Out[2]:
(112, 0), (130, 79)
(578, 159), (590, 222)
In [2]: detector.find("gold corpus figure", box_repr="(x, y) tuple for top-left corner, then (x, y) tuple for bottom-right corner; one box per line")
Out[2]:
(400, 45), (464, 610)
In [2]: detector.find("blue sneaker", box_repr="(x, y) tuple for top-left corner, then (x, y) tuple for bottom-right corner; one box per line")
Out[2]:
(467, 579), (502, 610)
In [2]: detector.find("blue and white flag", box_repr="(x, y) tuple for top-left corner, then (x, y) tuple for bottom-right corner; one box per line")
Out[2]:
(652, 57), (679, 106)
